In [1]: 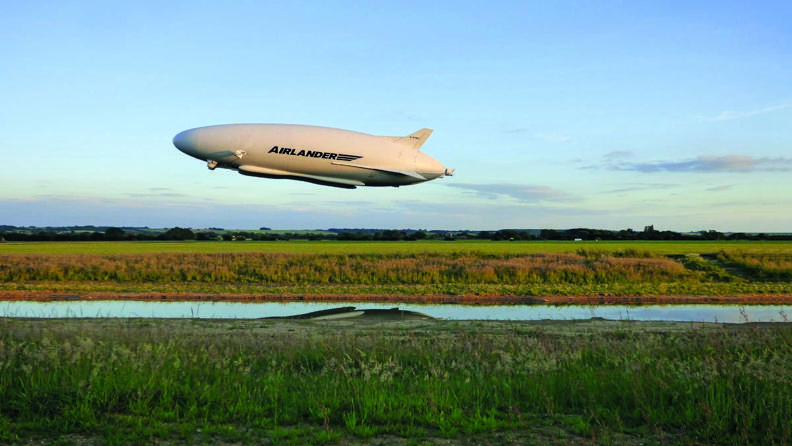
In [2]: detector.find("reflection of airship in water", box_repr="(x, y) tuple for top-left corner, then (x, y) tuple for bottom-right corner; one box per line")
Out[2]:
(173, 124), (454, 189)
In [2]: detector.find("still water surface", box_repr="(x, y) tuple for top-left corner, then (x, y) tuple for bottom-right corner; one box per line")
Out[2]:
(1, 300), (791, 323)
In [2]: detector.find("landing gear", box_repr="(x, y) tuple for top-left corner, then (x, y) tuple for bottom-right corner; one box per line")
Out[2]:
(207, 160), (218, 170)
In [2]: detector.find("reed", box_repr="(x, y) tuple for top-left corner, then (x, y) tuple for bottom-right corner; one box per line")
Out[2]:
(4, 248), (792, 297)
(4, 251), (682, 284)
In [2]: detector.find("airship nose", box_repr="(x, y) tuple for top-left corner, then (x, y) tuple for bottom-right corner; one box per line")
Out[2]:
(173, 128), (212, 162)
(173, 129), (198, 157)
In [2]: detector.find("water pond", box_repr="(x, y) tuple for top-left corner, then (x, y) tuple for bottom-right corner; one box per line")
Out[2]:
(1, 300), (790, 323)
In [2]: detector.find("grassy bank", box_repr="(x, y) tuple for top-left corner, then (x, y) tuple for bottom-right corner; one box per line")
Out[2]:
(2, 243), (792, 297)
(1, 318), (790, 444)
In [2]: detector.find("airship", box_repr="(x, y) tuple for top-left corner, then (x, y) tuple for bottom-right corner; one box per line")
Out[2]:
(173, 124), (454, 189)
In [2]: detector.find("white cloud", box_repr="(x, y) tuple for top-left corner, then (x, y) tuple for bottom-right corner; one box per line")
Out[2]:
(703, 104), (792, 122)
(602, 150), (633, 160)
(445, 183), (575, 202)
(603, 183), (678, 194)
(706, 185), (734, 192)
(601, 155), (792, 173)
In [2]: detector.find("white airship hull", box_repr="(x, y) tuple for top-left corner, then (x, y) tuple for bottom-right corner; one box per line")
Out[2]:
(173, 124), (453, 189)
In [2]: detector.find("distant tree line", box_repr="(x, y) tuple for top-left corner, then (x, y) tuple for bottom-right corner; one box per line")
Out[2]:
(1, 226), (790, 242)
(536, 227), (788, 241)
(0, 227), (199, 242)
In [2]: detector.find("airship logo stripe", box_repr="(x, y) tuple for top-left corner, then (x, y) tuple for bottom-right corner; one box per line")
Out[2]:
(336, 154), (363, 162)
(268, 146), (362, 162)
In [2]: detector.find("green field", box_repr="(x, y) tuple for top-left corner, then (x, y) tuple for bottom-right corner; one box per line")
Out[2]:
(2, 239), (791, 256)
(1, 318), (790, 445)
(2, 240), (792, 298)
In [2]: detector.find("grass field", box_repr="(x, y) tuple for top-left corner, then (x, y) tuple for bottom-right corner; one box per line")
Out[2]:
(2, 239), (792, 256)
(1, 317), (790, 445)
(2, 241), (792, 445)
(2, 240), (792, 298)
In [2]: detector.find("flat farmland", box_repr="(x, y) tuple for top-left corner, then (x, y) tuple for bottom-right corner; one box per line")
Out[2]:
(2, 239), (791, 255)
(2, 240), (792, 302)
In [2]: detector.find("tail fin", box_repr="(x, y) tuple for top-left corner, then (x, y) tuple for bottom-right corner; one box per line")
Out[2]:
(381, 128), (434, 151)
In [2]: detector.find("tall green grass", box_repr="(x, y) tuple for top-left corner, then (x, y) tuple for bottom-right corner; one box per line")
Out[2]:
(716, 249), (792, 281)
(1, 319), (790, 444)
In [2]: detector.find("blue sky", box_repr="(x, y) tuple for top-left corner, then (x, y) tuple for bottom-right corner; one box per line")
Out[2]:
(2, 1), (790, 231)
